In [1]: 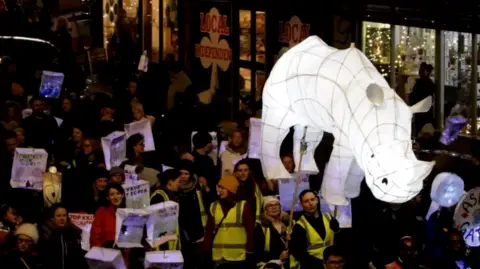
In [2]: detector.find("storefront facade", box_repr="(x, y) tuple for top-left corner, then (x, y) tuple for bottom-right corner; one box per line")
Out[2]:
(102, 0), (179, 62)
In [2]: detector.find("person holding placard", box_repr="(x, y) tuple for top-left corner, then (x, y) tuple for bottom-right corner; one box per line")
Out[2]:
(289, 190), (338, 269)
(150, 169), (182, 251)
(203, 175), (255, 269)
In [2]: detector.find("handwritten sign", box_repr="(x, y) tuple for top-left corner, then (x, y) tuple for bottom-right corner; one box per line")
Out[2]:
(115, 209), (150, 248)
(122, 180), (150, 209)
(454, 187), (480, 247)
(11, 148), (48, 190)
(278, 172), (311, 212)
(101, 131), (127, 170)
(248, 118), (261, 159)
(124, 165), (139, 182)
(125, 119), (155, 152)
(145, 201), (179, 248)
(69, 213), (94, 251)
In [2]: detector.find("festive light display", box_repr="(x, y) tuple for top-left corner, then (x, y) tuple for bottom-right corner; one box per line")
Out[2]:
(260, 36), (435, 205)
(364, 23), (390, 77)
(430, 172), (464, 208)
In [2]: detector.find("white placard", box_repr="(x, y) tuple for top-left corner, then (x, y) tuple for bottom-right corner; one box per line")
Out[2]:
(122, 180), (150, 209)
(115, 209), (150, 248)
(39, 70), (64, 98)
(191, 131), (218, 165)
(218, 140), (228, 157)
(124, 165), (139, 182)
(125, 119), (155, 152)
(145, 201), (179, 248)
(69, 213), (94, 251)
(248, 118), (261, 159)
(278, 172), (311, 212)
(454, 187), (480, 247)
(10, 148), (48, 190)
(54, 117), (63, 127)
(101, 131), (127, 170)
(85, 247), (126, 269)
(145, 251), (184, 269)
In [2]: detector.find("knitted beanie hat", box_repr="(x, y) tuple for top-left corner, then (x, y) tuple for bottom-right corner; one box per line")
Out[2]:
(15, 223), (39, 244)
(218, 176), (239, 194)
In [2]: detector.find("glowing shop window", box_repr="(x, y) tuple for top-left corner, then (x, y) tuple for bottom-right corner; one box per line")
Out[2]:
(239, 10), (251, 61)
(103, 0), (120, 48)
(362, 22), (391, 78)
(163, 0), (178, 59)
(151, 0), (160, 61)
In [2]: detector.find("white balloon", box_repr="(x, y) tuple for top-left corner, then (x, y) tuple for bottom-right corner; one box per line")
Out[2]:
(431, 172), (464, 207)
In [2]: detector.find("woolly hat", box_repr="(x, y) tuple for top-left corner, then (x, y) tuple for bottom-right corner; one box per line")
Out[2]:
(218, 176), (239, 194)
(15, 223), (39, 244)
(109, 166), (124, 176)
(177, 160), (194, 174)
(263, 196), (280, 210)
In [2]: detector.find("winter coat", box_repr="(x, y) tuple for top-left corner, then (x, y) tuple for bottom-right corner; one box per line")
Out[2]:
(90, 205), (117, 248)
(43, 225), (87, 269)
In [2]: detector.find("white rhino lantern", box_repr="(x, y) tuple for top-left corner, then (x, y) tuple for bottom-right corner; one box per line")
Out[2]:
(261, 36), (435, 205)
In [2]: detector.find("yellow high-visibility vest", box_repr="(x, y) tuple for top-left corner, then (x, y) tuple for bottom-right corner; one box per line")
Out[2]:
(256, 225), (271, 268)
(210, 200), (247, 261)
(289, 214), (333, 269)
(150, 189), (181, 250)
(254, 184), (263, 222)
(196, 189), (207, 228)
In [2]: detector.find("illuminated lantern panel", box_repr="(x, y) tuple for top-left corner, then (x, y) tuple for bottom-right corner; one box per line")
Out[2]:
(260, 36), (435, 205)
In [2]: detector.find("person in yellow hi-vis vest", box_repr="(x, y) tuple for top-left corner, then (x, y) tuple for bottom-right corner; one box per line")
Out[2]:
(254, 196), (290, 269)
(234, 159), (264, 222)
(150, 168), (182, 250)
(177, 160), (211, 269)
(290, 190), (339, 269)
(203, 176), (256, 269)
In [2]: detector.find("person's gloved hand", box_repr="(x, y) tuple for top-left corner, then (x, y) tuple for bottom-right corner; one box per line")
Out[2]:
(330, 218), (340, 233)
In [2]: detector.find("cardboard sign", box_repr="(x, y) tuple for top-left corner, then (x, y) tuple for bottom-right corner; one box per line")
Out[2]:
(10, 148), (48, 190)
(144, 251), (184, 269)
(454, 187), (480, 247)
(191, 131), (218, 165)
(122, 180), (150, 209)
(145, 201), (179, 248)
(124, 165), (139, 182)
(248, 118), (261, 159)
(85, 247), (126, 269)
(278, 172), (311, 212)
(69, 213), (94, 251)
(115, 209), (150, 248)
(125, 119), (155, 152)
(39, 70), (64, 98)
(101, 131), (127, 170)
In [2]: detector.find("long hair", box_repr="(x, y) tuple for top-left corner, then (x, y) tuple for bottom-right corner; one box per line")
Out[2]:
(126, 133), (144, 161)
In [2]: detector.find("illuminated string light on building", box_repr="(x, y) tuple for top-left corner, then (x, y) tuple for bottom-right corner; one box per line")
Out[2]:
(365, 23), (391, 77)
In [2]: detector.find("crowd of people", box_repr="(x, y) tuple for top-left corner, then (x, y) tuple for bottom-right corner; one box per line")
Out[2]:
(0, 2), (477, 269)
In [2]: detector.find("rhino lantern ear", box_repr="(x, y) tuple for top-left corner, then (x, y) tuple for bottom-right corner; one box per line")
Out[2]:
(366, 83), (384, 106)
(410, 96), (433, 114)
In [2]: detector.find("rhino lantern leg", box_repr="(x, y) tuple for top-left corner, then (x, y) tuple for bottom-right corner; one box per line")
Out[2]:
(260, 107), (298, 179)
(344, 159), (365, 199)
(293, 125), (323, 174)
(321, 144), (354, 206)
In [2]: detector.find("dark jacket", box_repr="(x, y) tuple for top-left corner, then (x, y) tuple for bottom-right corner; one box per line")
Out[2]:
(178, 179), (211, 243)
(43, 225), (87, 269)
(192, 150), (217, 189)
(22, 114), (58, 153)
(0, 250), (42, 269)
(254, 216), (289, 265)
(289, 213), (328, 269)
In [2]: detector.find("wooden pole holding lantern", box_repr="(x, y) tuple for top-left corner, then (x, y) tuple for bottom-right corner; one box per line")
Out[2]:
(286, 126), (308, 248)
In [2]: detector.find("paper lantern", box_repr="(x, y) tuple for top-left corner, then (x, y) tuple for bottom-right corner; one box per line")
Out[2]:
(122, 179), (150, 209)
(144, 251), (184, 269)
(102, 131), (127, 170)
(454, 187), (480, 247)
(43, 171), (62, 207)
(11, 148), (48, 190)
(39, 71), (64, 98)
(431, 172), (464, 208)
(260, 36), (435, 205)
(145, 201), (179, 248)
(125, 119), (155, 152)
(85, 247), (126, 269)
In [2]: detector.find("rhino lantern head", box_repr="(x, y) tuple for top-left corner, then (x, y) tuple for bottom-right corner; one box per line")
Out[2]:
(360, 84), (435, 203)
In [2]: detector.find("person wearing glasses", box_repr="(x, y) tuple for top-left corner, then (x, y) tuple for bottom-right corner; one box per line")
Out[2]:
(323, 245), (346, 269)
(1, 223), (42, 269)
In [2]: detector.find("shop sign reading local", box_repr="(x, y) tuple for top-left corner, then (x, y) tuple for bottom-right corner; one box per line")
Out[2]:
(195, 8), (232, 73)
(454, 187), (480, 247)
(279, 16), (311, 47)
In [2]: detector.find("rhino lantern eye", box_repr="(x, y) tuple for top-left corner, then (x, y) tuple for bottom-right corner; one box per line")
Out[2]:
(371, 154), (374, 158)
(382, 178), (388, 185)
